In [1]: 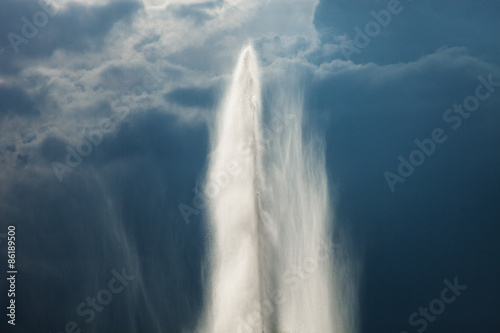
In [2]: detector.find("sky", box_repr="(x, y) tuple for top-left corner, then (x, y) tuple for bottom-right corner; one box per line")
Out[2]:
(0, 0), (499, 332)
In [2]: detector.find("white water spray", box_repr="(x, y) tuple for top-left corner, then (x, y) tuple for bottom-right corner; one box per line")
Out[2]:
(198, 44), (356, 333)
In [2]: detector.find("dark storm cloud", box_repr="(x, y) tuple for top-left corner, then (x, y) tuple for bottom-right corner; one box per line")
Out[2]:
(169, 1), (222, 26)
(96, 108), (208, 165)
(0, 0), (142, 74)
(164, 86), (217, 109)
(65, 109), (209, 332)
(0, 85), (40, 118)
(310, 1), (500, 332)
(314, 0), (500, 65)
(39, 135), (68, 161)
(99, 64), (154, 93)
(0, 108), (209, 332)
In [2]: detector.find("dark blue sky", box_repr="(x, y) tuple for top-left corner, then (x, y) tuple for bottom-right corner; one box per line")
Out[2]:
(0, 0), (499, 332)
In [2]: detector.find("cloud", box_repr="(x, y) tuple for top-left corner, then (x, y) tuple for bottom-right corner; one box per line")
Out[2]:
(164, 85), (218, 108)
(0, 0), (322, 183)
(313, 0), (500, 65)
(0, 85), (40, 118)
(0, 0), (142, 74)
(169, 1), (223, 25)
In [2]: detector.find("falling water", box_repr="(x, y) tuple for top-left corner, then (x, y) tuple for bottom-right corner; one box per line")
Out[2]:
(198, 44), (356, 333)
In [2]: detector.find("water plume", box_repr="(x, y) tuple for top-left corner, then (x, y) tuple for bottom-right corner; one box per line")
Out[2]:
(198, 43), (357, 333)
